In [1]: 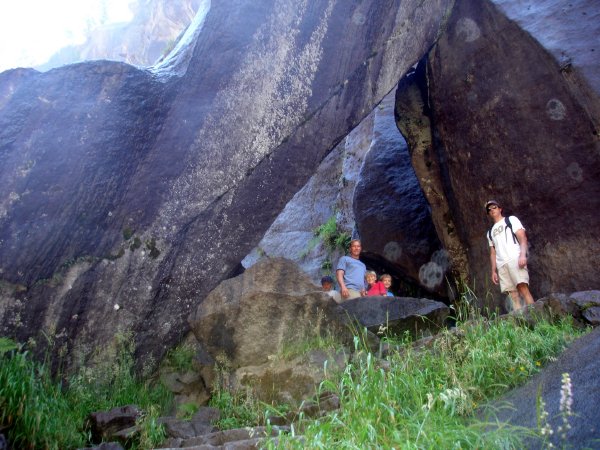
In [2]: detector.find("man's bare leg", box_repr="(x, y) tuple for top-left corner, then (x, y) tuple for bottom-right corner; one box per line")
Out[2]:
(509, 290), (522, 311)
(517, 283), (534, 306)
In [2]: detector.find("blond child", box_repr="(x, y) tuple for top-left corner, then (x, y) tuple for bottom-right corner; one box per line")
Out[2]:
(380, 274), (395, 297)
(366, 270), (387, 296)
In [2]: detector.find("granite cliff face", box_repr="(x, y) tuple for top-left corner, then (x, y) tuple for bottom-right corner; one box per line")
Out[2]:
(0, 0), (454, 367)
(396, 0), (600, 304)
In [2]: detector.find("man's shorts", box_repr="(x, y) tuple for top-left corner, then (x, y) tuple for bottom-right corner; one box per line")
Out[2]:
(345, 289), (362, 300)
(498, 260), (529, 292)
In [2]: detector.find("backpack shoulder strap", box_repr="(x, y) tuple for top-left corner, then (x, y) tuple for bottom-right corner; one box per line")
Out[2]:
(505, 216), (518, 244)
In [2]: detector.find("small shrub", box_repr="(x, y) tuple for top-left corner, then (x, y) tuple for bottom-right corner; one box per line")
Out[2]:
(299, 215), (351, 265)
(177, 402), (200, 420)
(164, 341), (196, 372)
(137, 405), (166, 449)
(209, 389), (262, 430)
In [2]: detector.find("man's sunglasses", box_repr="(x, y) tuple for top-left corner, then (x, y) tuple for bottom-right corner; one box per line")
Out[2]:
(487, 205), (499, 212)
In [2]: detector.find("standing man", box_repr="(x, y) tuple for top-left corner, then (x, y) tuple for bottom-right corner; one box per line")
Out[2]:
(485, 200), (534, 310)
(336, 239), (367, 300)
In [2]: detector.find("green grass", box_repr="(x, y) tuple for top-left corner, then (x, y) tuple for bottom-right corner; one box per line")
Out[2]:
(0, 310), (589, 449)
(209, 389), (264, 429)
(267, 315), (587, 449)
(0, 334), (173, 450)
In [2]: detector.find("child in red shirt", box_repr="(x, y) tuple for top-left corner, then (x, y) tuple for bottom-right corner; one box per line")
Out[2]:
(366, 270), (387, 296)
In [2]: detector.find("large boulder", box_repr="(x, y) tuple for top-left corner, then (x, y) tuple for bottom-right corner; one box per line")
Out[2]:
(188, 257), (350, 369)
(0, 0), (455, 368)
(396, 0), (600, 307)
(340, 296), (450, 338)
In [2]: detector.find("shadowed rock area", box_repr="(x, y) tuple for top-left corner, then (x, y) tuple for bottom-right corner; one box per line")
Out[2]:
(0, 0), (454, 367)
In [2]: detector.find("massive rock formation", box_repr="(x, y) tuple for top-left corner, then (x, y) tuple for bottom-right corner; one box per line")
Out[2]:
(0, 0), (454, 368)
(396, 0), (600, 306)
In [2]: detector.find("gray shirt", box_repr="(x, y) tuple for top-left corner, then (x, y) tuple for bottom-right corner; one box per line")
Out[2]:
(336, 255), (366, 291)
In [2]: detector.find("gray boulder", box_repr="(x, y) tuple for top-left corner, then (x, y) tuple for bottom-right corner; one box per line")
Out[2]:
(340, 296), (450, 338)
(188, 258), (350, 369)
(87, 405), (141, 443)
(503, 291), (600, 330)
(159, 407), (219, 440)
(569, 290), (600, 326)
(159, 425), (290, 449)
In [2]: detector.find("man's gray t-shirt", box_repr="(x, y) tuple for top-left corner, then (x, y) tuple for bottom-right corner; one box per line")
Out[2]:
(336, 256), (366, 291)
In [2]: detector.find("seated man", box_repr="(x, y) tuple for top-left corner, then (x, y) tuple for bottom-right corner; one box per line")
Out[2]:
(336, 239), (367, 300)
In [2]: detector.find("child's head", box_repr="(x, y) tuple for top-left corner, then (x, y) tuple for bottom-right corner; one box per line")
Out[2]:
(380, 274), (392, 289)
(321, 275), (334, 291)
(365, 270), (377, 285)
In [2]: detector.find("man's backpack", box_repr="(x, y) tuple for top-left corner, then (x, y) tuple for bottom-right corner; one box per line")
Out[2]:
(488, 216), (519, 246)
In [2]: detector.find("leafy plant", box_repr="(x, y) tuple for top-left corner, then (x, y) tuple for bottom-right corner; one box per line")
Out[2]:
(209, 389), (263, 430)
(136, 405), (166, 449)
(177, 402), (200, 420)
(299, 215), (351, 270)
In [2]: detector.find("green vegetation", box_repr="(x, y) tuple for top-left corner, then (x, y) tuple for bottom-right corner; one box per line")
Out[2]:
(123, 227), (134, 241)
(300, 215), (351, 273)
(163, 340), (197, 373)
(176, 402), (200, 420)
(145, 237), (161, 258)
(0, 300), (589, 449)
(268, 313), (587, 449)
(0, 333), (173, 450)
(209, 389), (264, 429)
(130, 236), (142, 251)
